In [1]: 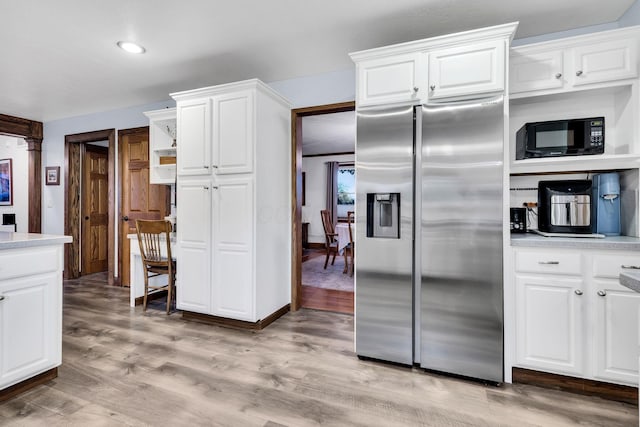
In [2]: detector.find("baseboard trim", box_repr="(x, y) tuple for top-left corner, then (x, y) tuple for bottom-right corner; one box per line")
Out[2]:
(182, 304), (290, 330)
(0, 367), (58, 402)
(134, 289), (168, 306)
(512, 367), (638, 406)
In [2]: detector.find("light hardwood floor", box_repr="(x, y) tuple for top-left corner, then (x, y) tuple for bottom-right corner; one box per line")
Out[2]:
(0, 275), (637, 426)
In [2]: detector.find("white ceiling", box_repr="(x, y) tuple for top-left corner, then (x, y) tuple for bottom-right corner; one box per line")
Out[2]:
(302, 111), (355, 156)
(1, 0), (636, 122)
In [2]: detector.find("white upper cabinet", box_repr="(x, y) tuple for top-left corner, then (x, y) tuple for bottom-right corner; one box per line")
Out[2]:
(428, 40), (505, 99)
(176, 98), (211, 176)
(510, 49), (564, 94)
(350, 22), (517, 107)
(356, 53), (423, 106)
(212, 90), (254, 174)
(572, 39), (638, 86)
(510, 30), (639, 97)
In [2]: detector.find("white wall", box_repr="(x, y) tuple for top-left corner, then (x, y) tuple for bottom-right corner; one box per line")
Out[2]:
(302, 154), (354, 244)
(0, 136), (28, 232)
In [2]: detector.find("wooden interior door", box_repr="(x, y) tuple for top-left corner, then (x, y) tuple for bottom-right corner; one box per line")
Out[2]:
(81, 144), (109, 274)
(119, 127), (169, 287)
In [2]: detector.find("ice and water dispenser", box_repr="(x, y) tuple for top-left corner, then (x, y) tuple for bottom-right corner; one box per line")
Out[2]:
(593, 172), (621, 236)
(366, 193), (400, 238)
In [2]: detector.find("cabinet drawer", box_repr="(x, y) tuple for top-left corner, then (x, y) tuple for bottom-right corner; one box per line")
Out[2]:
(593, 253), (640, 279)
(0, 247), (58, 280)
(515, 249), (581, 275)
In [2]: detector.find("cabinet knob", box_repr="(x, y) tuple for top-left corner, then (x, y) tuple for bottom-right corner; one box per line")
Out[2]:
(413, 87), (419, 93)
(204, 165), (209, 169)
(538, 261), (559, 265)
(555, 73), (562, 79)
(203, 186), (209, 190)
(212, 165), (218, 169)
(430, 85), (436, 91)
(621, 265), (640, 269)
(576, 70), (583, 76)
(213, 186), (219, 189)
(574, 289), (583, 296)
(597, 290), (607, 297)
(0, 295), (4, 302)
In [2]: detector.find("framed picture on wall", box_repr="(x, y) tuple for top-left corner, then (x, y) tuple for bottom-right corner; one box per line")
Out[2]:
(46, 166), (60, 186)
(0, 158), (12, 206)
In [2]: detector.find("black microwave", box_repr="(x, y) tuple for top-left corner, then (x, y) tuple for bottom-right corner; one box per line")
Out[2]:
(516, 117), (604, 160)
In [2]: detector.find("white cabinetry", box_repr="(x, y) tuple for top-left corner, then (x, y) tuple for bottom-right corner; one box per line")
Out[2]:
(172, 79), (291, 324)
(513, 247), (639, 386)
(0, 241), (68, 392)
(510, 32), (638, 96)
(212, 91), (254, 174)
(355, 53), (423, 107)
(509, 27), (640, 175)
(350, 22), (518, 106)
(428, 40), (505, 99)
(175, 179), (211, 314)
(144, 108), (177, 185)
(177, 98), (211, 176)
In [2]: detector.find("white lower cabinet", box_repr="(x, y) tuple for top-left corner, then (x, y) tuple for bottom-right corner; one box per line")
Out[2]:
(515, 274), (583, 375)
(0, 243), (66, 392)
(211, 177), (254, 321)
(514, 247), (639, 386)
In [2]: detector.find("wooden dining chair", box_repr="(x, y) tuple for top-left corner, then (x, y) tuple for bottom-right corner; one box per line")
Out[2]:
(344, 211), (355, 277)
(320, 209), (339, 269)
(135, 219), (176, 314)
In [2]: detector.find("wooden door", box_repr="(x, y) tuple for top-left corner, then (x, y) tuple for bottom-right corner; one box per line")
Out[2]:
(81, 145), (109, 274)
(119, 127), (169, 287)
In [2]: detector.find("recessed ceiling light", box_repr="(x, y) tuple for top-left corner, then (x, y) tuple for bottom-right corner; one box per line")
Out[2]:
(117, 41), (146, 54)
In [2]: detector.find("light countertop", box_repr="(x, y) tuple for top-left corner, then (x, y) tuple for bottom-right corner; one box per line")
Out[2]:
(511, 233), (640, 251)
(620, 271), (640, 293)
(0, 232), (72, 250)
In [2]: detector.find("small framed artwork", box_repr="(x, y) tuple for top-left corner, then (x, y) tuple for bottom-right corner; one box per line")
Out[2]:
(45, 166), (60, 186)
(0, 158), (12, 206)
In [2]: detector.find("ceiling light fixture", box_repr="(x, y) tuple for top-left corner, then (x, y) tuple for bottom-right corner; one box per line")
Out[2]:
(117, 41), (146, 54)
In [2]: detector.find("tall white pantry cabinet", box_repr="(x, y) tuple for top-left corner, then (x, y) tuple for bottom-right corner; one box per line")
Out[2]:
(171, 79), (291, 324)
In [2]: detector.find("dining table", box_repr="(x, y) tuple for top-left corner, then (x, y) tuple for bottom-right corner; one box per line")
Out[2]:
(335, 222), (355, 274)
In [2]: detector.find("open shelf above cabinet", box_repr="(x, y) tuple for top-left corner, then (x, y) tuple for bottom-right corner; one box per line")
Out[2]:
(144, 107), (177, 185)
(510, 154), (640, 175)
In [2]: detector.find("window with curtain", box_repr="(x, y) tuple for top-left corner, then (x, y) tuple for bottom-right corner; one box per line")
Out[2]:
(337, 163), (355, 219)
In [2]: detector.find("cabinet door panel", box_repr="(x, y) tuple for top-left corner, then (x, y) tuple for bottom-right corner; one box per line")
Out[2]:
(357, 53), (423, 106)
(593, 280), (639, 384)
(0, 274), (58, 388)
(177, 99), (211, 176)
(516, 274), (583, 375)
(212, 178), (254, 320)
(573, 39), (638, 86)
(429, 40), (505, 99)
(213, 91), (254, 174)
(176, 180), (211, 313)
(510, 50), (564, 94)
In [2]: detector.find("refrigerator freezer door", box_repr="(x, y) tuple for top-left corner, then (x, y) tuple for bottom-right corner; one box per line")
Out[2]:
(420, 96), (504, 382)
(355, 104), (414, 365)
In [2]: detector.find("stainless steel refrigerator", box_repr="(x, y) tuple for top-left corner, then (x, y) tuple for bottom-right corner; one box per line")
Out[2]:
(355, 96), (504, 383)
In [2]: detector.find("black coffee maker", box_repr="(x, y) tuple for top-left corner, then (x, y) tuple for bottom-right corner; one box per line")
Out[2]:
(510, 208), (526, 233)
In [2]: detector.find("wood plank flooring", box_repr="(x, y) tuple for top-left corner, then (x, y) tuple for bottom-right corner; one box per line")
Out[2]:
(0, 276), (637, 426)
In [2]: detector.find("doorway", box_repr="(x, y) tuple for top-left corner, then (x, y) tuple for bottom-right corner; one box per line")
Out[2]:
(291, 102), (355, 313)
(81, 143), (109, 275)
(118, 127), (170, 288)
(64, 129), (116, 283)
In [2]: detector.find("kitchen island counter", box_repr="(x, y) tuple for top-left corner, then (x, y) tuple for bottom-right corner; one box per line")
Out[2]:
(0, 232), (71, 401)
(0, 232), (72, 249)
